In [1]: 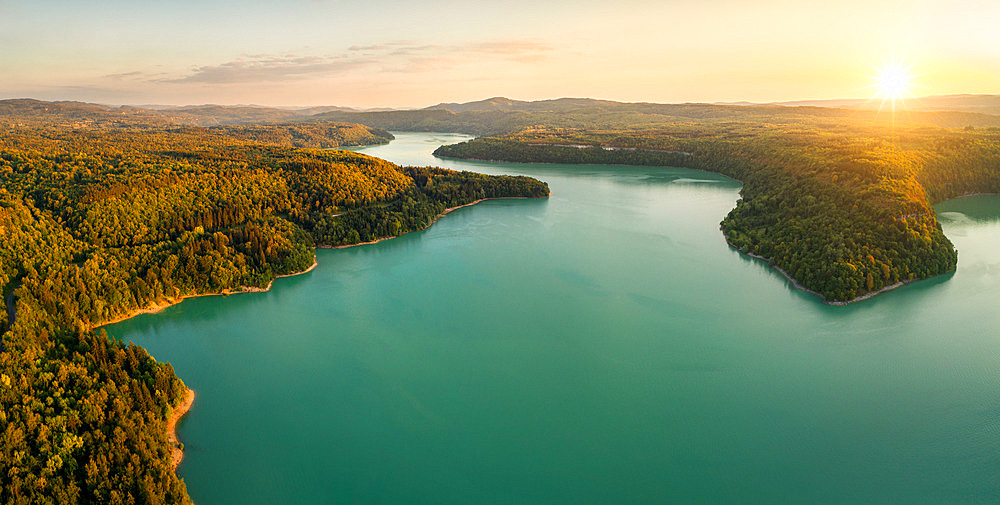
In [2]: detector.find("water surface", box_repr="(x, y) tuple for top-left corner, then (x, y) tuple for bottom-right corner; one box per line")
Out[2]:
(110, 132), (1000, 504)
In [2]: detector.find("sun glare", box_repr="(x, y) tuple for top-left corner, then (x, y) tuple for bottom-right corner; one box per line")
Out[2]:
(870, 57), (915, 111)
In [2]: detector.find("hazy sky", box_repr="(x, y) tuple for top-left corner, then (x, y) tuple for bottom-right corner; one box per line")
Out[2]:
(1, 0), (997, 107)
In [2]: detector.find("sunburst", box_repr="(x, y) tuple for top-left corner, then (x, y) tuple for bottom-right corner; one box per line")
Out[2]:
(869, 56), (916, 113)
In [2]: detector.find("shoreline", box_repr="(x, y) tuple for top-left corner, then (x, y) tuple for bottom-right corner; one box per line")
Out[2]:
(94, 259), (318, 329)
(727, 240), (923, 305)
(95, 194), (545, 473)
(95, 195), (546, 327)
(525, 142), (693, 156)
(434, 153), (742, 185)
(435, 153), (601, 166)
(320, 195), (546, 250)
(168, 388), (195, 469)
(726, 190), (983, 305)
(935, 191), (1000, 203)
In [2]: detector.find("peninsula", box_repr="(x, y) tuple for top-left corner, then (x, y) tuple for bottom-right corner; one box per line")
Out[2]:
(317, 98), (1000, 302)
(0, 102), (548, 504)
(1, 97), (998, 505)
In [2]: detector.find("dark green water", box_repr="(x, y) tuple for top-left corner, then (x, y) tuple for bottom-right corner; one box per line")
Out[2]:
(108, 133), (1000, 504)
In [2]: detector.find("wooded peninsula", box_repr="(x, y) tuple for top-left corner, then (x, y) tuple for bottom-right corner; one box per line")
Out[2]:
(2, 96), (999, 504)
(0, 101), (548, 505)
(317, 98), (1000, 303)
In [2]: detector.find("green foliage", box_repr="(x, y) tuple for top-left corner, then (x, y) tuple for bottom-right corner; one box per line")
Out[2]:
(0, 123), (548, 504)
(313, 101), (1000, 136)
(199, 123), (393, 149)
(0, 100), (347, 129)
(310, 167), (550, 246)
(0, 331), (190, 505)
(435, 119), (1000, 302)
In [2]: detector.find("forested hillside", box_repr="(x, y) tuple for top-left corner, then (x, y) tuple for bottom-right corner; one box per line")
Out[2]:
(313, 99), (1000, 135)
(0, 100), (366, 129)
(0, 123), (548, 504)
(200, 123), (393, 148)
(3, 95), (996, 503)
(433, 117), (1000, 303)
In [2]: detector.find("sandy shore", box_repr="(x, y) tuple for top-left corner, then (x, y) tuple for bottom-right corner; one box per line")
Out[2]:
(735, 192), (984, 303)
(94, 259), (318, 329)
(168, 388), (195, 469)
(322, 195), (546, 250)
(727, 240), (924, 305)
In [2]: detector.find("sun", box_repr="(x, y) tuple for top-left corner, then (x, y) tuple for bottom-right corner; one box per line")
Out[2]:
(876, 65), (909, 100)
(870, 56), (916, 111)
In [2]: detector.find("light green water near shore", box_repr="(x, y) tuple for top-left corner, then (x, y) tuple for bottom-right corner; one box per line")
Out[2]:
(109, 132), (1000, 504)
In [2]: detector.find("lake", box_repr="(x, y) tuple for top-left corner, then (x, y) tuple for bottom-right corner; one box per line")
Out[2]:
(108, 132), (1000, 504)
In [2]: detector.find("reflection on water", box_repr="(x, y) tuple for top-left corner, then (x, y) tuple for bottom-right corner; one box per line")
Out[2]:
(936, 194), (1000, 223)
(108, 133), (1000, 505)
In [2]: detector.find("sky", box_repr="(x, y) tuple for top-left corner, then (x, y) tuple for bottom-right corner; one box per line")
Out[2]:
(1, 0), (998, 107)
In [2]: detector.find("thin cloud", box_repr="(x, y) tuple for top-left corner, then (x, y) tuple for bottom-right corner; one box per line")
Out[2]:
(348, 41), (414, 52)
(163, 55), (372, 84)
(159, 39), (555, 85)
(379, 40), (554, 72)
(104, 71), (169, 81)
(348, 44), (390, 51)
(362, 40), (552, 59)
(468, 41), (553, 55)
(388, 44), (438, 57)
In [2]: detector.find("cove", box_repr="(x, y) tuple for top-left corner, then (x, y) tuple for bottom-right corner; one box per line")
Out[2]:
(107, 132), (1000, 504)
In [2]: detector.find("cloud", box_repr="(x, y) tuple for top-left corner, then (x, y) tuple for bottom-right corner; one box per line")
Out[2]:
(357, 39), (552, 60)
(103, 70), (170, 81)
(158, 38), (555, 85)
(359, 39), (554, 72)
(348, 44), (390, 51)
(348, 41), (414, 52)
(163, 55), (372, 84)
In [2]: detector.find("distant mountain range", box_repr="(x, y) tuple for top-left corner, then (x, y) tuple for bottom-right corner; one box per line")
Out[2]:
(0, 99), (409, 128)
(425, 94), (1000, 115)
(3, 94), (999, 129)
(770, 94), (1000, 115)
(424, 96), (624, 113)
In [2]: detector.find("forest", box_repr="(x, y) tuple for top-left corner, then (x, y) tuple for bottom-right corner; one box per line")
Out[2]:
(312, 98), (1000, 134)
(3, 96), (998, 504)
(0, 117), (548, 505)
(433, 118), (1000, 302)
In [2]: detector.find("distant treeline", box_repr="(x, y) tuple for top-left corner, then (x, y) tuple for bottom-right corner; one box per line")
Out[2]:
(199, 123), (394, 149)
(434, 138), (695, 166)
(435, 121), (1000, 302)
(0, 124), (547, 505)
(310, 100), (1000, 301)
(311, 101), (1000, 135)
(8, 96), (1000, 132)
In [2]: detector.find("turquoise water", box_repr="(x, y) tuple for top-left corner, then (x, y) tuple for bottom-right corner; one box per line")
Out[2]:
(109, 133), (1000, 504)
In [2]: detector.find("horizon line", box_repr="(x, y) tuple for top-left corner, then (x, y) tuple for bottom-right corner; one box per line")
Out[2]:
(1, 92), (996, 111)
